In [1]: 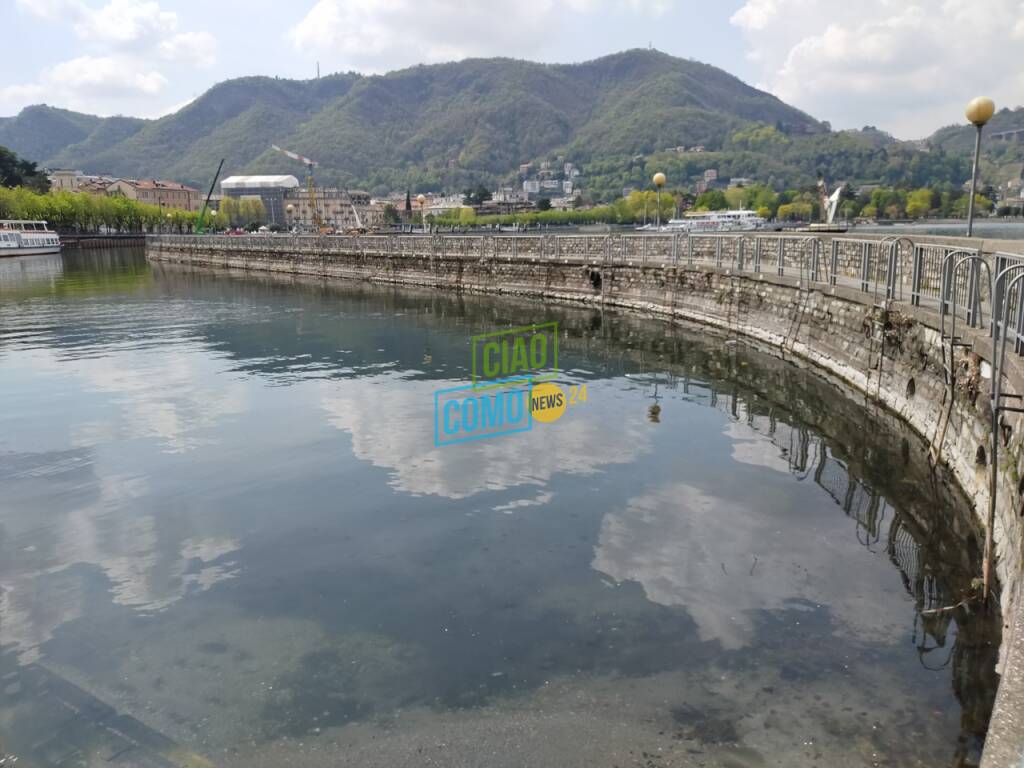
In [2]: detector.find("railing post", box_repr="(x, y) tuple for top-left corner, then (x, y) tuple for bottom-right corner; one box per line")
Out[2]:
(1015, 285), (1024, 355)
(993, 254), (1009, 342)
(810, 239), (821, 283)
(910, 245), (923, 305)
(754, 238), (763, 273)
(715, 237), (723, 268)
(885, 241), (898, 299)
(737, 238), (745, 271)
(777, 239), (785, 277)
(687, 236), (694, 265)
(940, 255), (955, 315)
(860, 242), (870, 293)
(966, 258), (981, 327)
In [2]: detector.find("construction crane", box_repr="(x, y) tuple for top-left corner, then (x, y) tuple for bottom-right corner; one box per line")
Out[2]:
(194, 158), (224, 235)
(271, 144), (324, 232)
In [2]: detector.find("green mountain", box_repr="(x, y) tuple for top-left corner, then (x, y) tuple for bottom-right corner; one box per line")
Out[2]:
(0, 105), (106, 165)
(0, 50), (990, 198)
(0, 51), (822, 190)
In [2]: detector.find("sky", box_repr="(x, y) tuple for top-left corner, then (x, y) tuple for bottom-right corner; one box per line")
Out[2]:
(2, 0), (1023, 139)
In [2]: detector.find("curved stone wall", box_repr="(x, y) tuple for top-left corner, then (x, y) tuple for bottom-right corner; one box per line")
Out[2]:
(147, 232), (1024, 767)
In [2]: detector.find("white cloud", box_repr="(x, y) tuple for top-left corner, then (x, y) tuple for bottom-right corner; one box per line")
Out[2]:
(731, 0), (1024, 138)
(287, 0), (673, 72)
(318, 373), (652, 499)
(158, 31), (218, 68)
(591, 479), (910, 650)
(1, 55), (168, 115)
(73, 0), (177, 45)
(4, 0), (218, 115)
(52, 55), (167, 96)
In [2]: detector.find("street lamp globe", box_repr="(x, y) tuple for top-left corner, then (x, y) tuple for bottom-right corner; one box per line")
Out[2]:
(286, 204), (294, 214)
(965, 96), (995, 126)
(652, 172), (666, 229)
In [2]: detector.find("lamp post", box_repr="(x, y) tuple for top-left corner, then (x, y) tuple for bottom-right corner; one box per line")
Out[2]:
(652, 172), (666, 230)
(965, 96), (995, 237)
(286, 203), (295, 233)
(417, 194), (427, 233)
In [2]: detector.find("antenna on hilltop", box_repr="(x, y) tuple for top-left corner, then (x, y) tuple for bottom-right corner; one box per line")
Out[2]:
(316, 61), (320, 79)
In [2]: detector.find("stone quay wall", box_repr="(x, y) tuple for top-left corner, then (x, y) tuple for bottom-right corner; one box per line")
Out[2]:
(147, 230), (1024, 767)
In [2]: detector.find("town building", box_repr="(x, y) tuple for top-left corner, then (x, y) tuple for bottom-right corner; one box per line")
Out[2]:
(221, 175), (300, 227)
(728, 177), (755, 188)
(476, 199), (535, 216)
(281, 187), (385, 231)
(420, 194), (466, 216)
(78, 179), (112, 194)
(48, 169), (83, 191)
(549, 196), (578, 211)
(492, 188), (529, 204)
(106, 178), (201, 211)
(46, 171), (199, 211)
(703, 169), (719, 183)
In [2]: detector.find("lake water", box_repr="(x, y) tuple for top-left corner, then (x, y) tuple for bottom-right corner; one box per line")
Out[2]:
(0, 248), (1002, 767)
(852, 220), (1024, 240)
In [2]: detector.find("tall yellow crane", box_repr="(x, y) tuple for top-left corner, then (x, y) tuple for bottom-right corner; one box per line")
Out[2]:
(271, 144), (323, 231)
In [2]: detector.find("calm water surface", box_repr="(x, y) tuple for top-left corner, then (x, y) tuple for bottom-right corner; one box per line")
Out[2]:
(0, 248), (1001, 767)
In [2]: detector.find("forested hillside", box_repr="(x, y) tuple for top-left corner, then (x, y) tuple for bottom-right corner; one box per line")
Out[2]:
(0, 49), (1008, 199)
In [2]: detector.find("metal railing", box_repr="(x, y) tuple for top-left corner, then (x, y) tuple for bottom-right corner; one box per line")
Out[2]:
(148, 231), (1024, 355)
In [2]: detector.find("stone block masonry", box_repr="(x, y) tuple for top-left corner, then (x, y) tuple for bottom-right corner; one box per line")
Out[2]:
(147, 231), (1024, 768)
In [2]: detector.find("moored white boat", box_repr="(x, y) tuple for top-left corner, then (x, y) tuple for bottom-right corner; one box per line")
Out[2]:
(0, 220), (62, 256)
(660, 210), (767, 233)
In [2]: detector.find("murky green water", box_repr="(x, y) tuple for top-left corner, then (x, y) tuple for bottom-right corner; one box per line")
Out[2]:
(0, 248), (1001, 767)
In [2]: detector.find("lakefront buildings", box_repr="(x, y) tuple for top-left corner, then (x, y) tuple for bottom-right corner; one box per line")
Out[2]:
(220, 175), (384, 230)
(46, 170), (202, 211)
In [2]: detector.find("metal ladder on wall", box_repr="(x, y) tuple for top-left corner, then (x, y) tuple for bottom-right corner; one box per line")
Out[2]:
(780, 237), (820, 355)
(863, 238), (912, 400)
(929, 251), (992, 467)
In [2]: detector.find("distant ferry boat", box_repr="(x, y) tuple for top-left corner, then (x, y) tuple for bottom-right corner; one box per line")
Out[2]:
(638, 210), (767, 233)
(0, 220), (62, 256)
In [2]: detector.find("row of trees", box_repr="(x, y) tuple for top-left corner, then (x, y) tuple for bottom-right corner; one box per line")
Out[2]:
(0, 186), (198, 232)
(434, 180), (1006, 228)
(0, 186), (273, 233)
(693, 183), (996, 221)
(217, 197), (267, 229)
